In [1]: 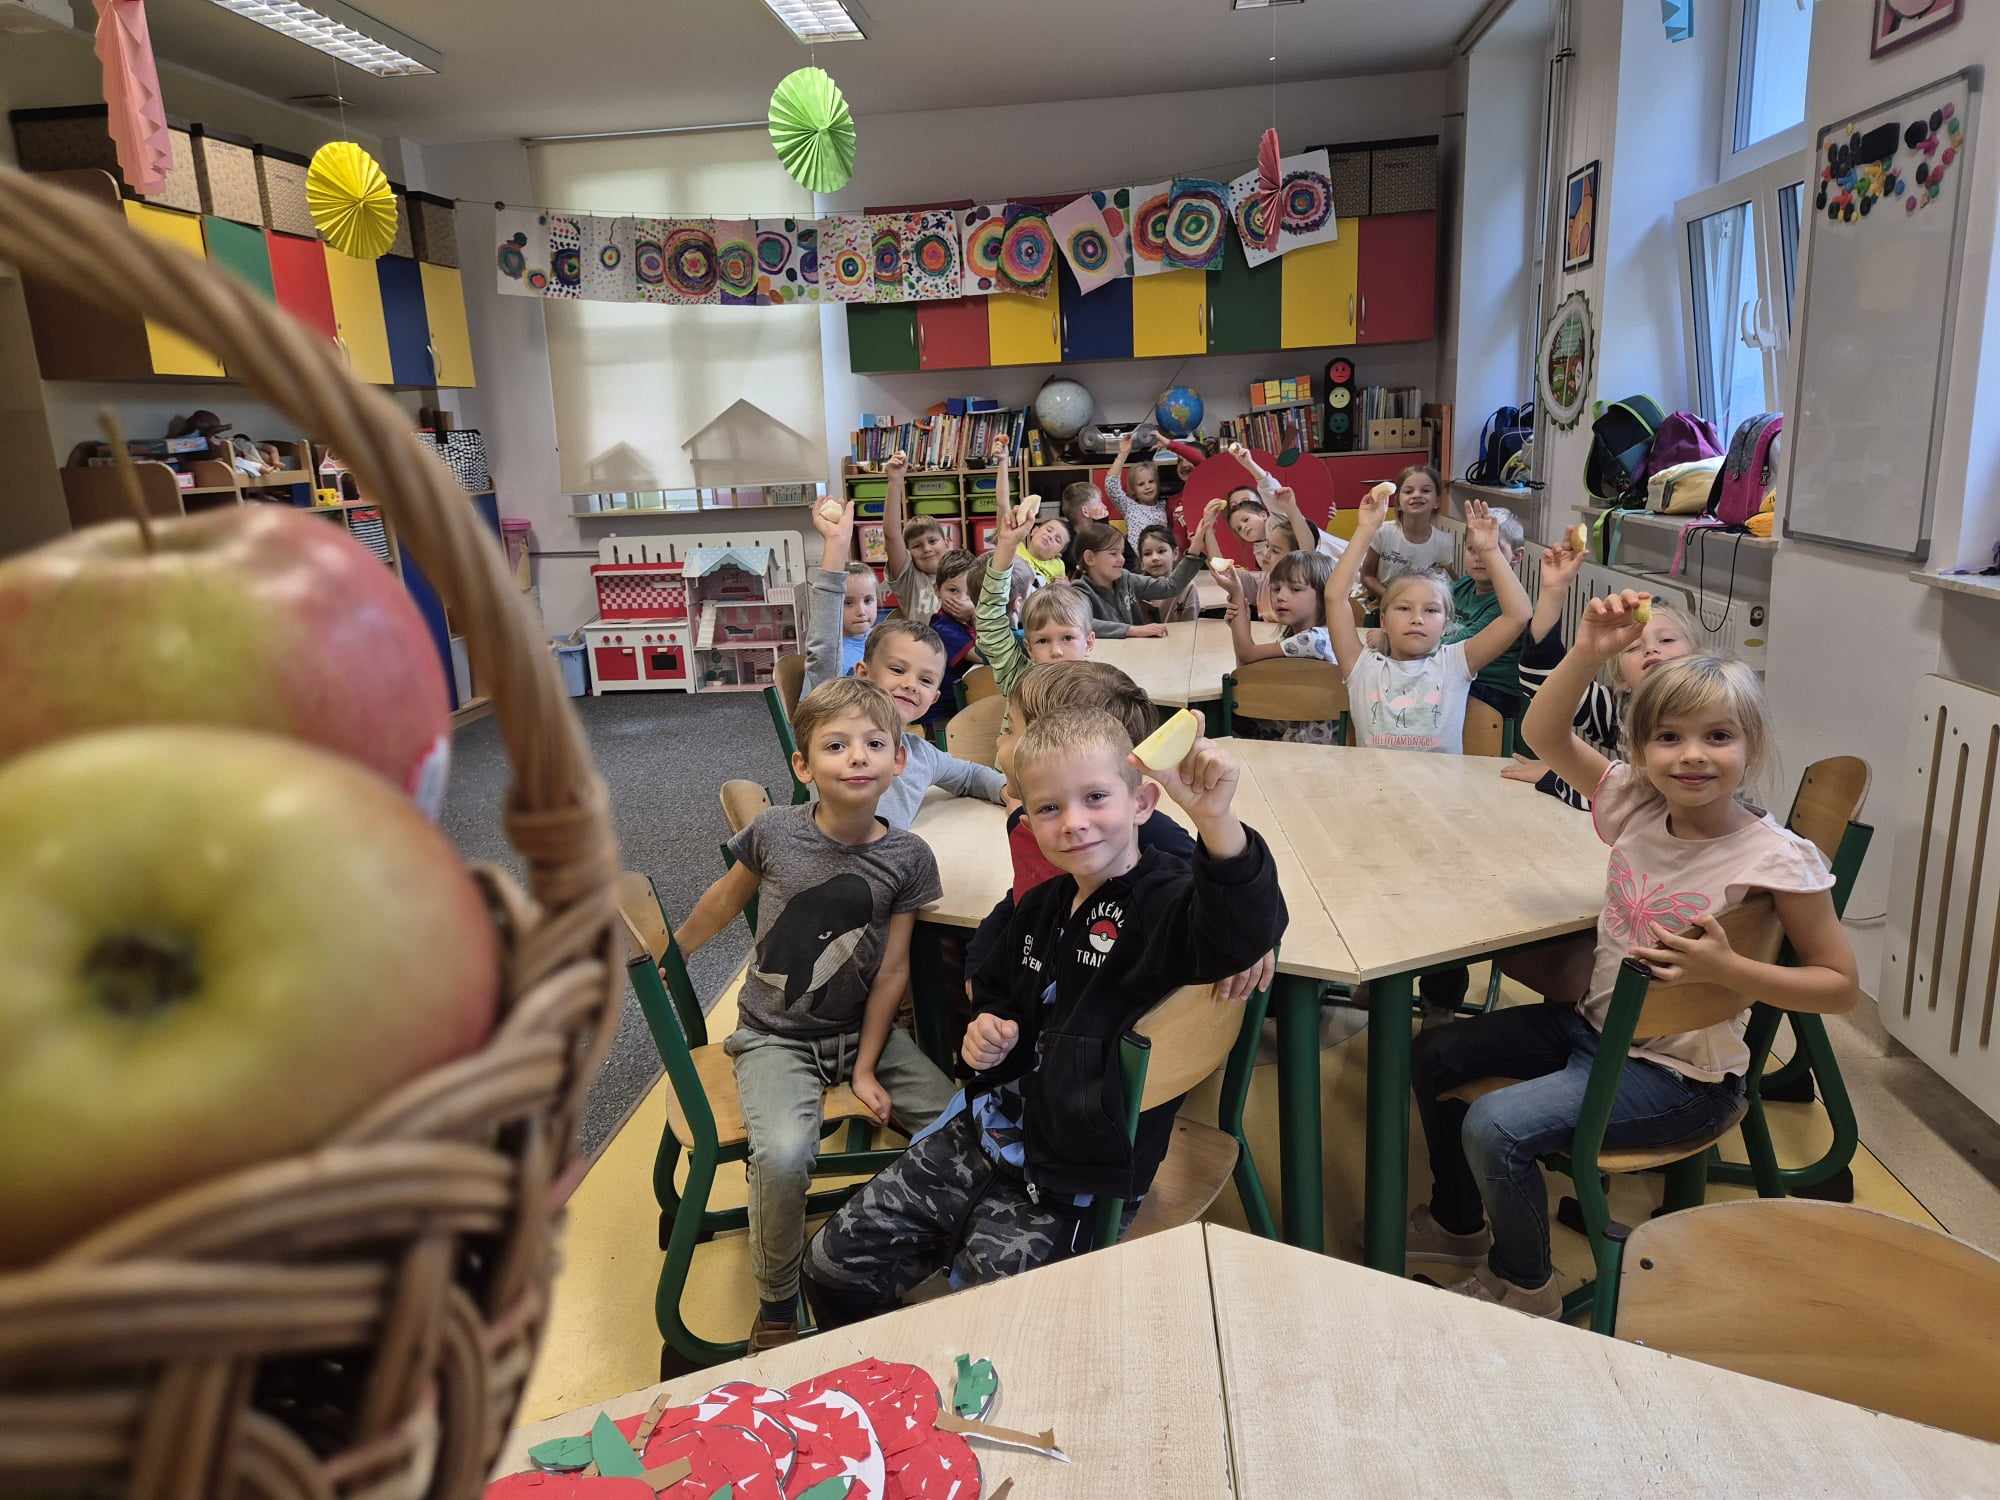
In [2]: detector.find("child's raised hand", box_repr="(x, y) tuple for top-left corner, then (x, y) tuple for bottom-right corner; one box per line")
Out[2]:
(1357, 481), (1394, 532)
(812, 496), (855, 544)
(1631, 913), (1738, 986)
(1539, 539), (1586, 593)
(1137, 711), (1240, 821)
(886, 450), (908, 474)
(1213, 559), (1244, 600)
(1575, 589), (1651, 660)
(1464, 498), (1499, 554)
(961, 1012), (1020, 1071)
(1116, 430), (1133, 455)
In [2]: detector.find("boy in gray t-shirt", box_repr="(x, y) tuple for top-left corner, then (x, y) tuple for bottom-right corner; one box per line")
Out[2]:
(673, 676), (954, 1352)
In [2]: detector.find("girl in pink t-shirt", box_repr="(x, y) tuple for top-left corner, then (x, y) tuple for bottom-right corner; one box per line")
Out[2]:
(1405, 592), (1858, 1316)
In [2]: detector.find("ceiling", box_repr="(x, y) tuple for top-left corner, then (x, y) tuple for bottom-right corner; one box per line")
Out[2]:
(136, 0), (1486, 144)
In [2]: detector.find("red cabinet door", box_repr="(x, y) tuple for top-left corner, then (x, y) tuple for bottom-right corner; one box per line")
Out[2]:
(1356, 212), (1438, 346)
(916, 298), (989, 370)
(266, 230), (338, 343)
(592, 645), (640, 683)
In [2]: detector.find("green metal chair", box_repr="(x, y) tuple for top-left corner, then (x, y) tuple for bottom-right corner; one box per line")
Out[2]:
(1444, 899), (1811, 1335)
(764, 653), (810, 804)
(1216, 657), (1349, 744)
(616, 872), (904, 1376)
(1093, 972), (1279, 1249)
(718, 780), (774, 938)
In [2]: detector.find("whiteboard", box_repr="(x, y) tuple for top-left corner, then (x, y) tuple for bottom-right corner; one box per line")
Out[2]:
(1784, 69), (1981, 560)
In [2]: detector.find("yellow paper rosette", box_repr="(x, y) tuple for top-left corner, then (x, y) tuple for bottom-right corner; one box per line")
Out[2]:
(307, 140), (399, 260)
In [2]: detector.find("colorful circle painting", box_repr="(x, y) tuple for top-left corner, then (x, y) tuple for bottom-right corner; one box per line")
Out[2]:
(829, 245), (869, 295)
(797, 227), (818, 282)
(1164, 188), (1225, 269)
(717, 242), (756, 301)
(634, 235), (665, 287)
(872, 226), (904, 291)
(526, 269), (548, 291)
(1067, 226), (1111, 274)
(756, 229), (791, 274)
(1280, 169), (1333, 235)
(663, 225), (717, 300)
(497, 232), (527, 280)
(551, 245), (582, 290)
(912, 228), (955, 278)
(963, 213), (1005, 291)
(1133, 190), (1172, 266)
(999, 213), (1053, 288)
(1239, 193), (1279, 252)
(598, 241), (623, 272)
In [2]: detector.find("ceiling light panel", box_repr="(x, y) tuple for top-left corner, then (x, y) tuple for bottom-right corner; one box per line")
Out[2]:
(1232, 0), (1306, 9)
(206, 0), (441, 77)
(760, 0), (869, 43)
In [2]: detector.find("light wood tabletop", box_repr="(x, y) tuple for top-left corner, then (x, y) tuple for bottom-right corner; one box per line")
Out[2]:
(492, 1224), (1230, 1497)
(1092, 616), (1278, 707)
(1204, 1225), (2000, 1496)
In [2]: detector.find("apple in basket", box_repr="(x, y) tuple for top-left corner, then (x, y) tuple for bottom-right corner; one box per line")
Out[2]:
(0, 506), (452, 814)
(0, 726), (499, 1265)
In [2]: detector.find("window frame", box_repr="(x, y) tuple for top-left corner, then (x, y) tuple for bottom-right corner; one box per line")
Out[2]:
(1719, 0), (1813, 179)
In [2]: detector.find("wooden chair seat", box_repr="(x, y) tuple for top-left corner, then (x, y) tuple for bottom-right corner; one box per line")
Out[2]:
(1442, 1078), (1748, 1173)
(664, 1041), (875, 1151)
(1127, 1117), (1239, 1240)
(945, 694), (1006, 768)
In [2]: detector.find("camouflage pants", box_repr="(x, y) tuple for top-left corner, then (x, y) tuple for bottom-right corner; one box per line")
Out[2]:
(802, 1112), (1092, 1329)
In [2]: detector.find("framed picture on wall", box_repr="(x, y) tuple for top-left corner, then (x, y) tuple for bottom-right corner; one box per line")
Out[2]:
(1563, 160), (1599, 273)
(1872, 0), (1962, 57)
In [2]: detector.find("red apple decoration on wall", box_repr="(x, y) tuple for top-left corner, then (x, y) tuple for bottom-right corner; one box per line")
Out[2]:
(0, 726), (499, 1265)
(0, 507), (452, 812)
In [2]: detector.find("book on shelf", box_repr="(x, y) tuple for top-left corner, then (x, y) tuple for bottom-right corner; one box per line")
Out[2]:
(1248, 375), (1313, 409)
(1360, 385), (1424, 422)
(1230, 403), (1323, 455)
(847, 401), (1023, 472)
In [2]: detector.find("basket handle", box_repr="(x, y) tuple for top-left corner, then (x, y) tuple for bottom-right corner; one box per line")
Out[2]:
(0, 165), (614, 924)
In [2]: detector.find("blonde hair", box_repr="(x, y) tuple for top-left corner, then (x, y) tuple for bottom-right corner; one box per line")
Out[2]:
(1014, 707), (1141, 791)
(1009, 661), (1156, 746)
(1397, 463), (1443, 494)
(1022, 580), (1093, 637)
(1382, 568), (1456, 626)
(792, 676), (901, 753)
(1623, 655), (1772, 785)
(1598, 600), (1701, 695)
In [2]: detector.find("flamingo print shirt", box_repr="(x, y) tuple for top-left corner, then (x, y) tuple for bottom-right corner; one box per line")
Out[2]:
(1585, 762), (1833, 1082)
(1345, 642), (1474, 753)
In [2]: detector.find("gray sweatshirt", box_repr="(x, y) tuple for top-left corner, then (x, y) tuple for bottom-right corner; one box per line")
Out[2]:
(1078, 554), (1205, 638)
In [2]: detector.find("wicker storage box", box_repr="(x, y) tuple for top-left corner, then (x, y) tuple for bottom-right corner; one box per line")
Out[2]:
(191, 125), (262, 222)
(255, 144), (315, 236)
(1326, 149), (1372, 220)
(410, 190), (460, 266)
(388, 182), (416, 259)
(1371, 142), (1440, 215)
(9, 105), (200, 211)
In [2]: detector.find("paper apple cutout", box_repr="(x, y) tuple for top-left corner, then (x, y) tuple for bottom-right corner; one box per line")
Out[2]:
(1168, 447), (1337, 568)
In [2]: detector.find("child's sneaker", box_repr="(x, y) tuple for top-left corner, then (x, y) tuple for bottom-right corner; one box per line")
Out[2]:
(748, 1313), (799, 1353)
(1405, 1205), (1493, 1270)
(1449, 1263), (1561, 1318)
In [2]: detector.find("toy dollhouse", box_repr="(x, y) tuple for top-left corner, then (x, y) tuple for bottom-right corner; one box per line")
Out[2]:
(581, 531), (803, 695)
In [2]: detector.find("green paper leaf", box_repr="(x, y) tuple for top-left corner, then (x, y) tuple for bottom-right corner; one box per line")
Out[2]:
(796, 1482), (855, 1500)
(952, 1353), (998, 1418)
(528, 1434), (594, 1471)
(769, 65), (857, 193)
(707, 1488), (734, 1500)
(591, 1410), (645, 1478)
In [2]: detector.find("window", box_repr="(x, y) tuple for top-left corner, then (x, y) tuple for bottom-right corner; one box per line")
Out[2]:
(1722, 0), (1814, 176)
(1675, 151), (1807, 438)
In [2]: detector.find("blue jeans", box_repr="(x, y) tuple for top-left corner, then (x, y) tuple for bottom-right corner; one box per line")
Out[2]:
(1412, 1003), (1745, 1288)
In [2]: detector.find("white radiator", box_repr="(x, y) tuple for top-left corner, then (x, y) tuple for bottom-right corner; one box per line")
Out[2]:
(1885, 675), (2000, 1126)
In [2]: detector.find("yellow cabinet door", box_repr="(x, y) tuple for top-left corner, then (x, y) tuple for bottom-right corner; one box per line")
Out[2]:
(1131, 270), (1207, 358)
(418, 262), (477, 388)
(1281, 234), (1358, 348)
(121, 202), (225, 377)
(321, 244), (394, 384)
(987, 286), (1061, 366)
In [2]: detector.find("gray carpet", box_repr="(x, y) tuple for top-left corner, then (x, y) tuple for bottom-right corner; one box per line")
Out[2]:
(440, 690), (797, 1157)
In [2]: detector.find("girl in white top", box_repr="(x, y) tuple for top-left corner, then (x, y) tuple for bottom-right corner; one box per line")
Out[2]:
(1358, 464), (1455, 605)
(1222, 446), (1347, 562)
(1215, 546), (1343, 744)
(1324, 493), (1530, 753)
(1405, 610), (1856, 1315)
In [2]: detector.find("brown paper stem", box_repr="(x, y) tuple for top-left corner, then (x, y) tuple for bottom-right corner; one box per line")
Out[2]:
(935, 1412), (1069, 1463)
(643, 1458), (693, 1490)
(633, 1391), (673, 1447)
(988, 1481), (1015, 1500)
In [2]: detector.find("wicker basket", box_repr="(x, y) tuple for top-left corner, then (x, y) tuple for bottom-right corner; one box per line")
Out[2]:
(0, 165), (623, 1500)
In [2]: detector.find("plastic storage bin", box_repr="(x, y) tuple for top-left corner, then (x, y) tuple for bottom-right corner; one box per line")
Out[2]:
(552, 641), (588, 697)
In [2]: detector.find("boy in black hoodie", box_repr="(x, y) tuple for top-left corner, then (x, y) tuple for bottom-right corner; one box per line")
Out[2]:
(802, 708), (1286, 1326)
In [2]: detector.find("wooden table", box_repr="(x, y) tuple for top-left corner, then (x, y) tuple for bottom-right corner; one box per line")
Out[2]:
(1090, 617), (1277, 708)
(497, 1225), (2000, 1496)
(914, 739), (1606, 1268)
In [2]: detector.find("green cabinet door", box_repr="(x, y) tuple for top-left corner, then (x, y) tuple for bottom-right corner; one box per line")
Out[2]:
(1206, 231), (1282, 355)
(202, 216), (275, 300)
(847, 304), (920, 373)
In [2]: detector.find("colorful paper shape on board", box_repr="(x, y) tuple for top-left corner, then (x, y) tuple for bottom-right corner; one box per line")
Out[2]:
(611, 1381), (795, 1500)
(754, 216), (820, 304)
(1130, 180), (1173, 276)
(632, 217), (718, 305)
(887, 1431), (980, 1500)
(1091, 186), (1134, 278)
(713, 219), (758, 305)
(950, 1355), (998, 1420)
(1050, 193), (1120, 295)
(959, 204), (1007, 295)
(1228, 127), (1285, 268)
(774, 1387), (886, 1500)
(590, 1411), (646, 1477)
(791, 1360), (939, 1460)
(1276, 148), (1339, 254)
(869, 213), (908, 302)
(581, 215), (635, 302)
(526, 1434), (594, 1471)
(485, 1471), (653, 1498)
(494, 208), (551, 297)
(93, 0), (172, 196)
(795, 1482), (856, 1500)
(544, 213), (585, 299)
(997, 203), (1055, 296)
(1164, 177), (1229, 271)
(820, 215), (873, 303)
(901, 209), (962, 301)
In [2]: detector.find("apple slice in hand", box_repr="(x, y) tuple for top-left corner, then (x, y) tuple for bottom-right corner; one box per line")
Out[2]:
(818, 500), (846, 524)
(1633, 599), (1652, 625)
(1133, 708), (1200, 772)
(1570, 523), (1589, 551)
(1209, 557), (1234, 575)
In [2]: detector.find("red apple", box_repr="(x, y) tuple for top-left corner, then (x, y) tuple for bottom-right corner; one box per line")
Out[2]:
(0, 725), (499, 1265)
(0, 507), (452, 813)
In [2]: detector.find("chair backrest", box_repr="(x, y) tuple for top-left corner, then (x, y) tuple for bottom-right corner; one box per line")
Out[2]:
(945, 693), (1006, 768)
(1620, 1199), (2000, 1444)
(1463, 698), (1506, 758)
(960, 663), (1000, 704)
(1627, 897), (1787, 1039)
(720, 779), (773, 835)
(1786, 755), (1870, 862)
(773, 653), (807, 720)
(1228, 656), (1348, 725)
(616, 870), (670, 965)
(1131, 984), (1251, 1108)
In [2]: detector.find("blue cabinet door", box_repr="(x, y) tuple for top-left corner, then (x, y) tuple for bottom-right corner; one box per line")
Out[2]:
(1058, 260), (1132, 362)
(377, 254), (433, 386)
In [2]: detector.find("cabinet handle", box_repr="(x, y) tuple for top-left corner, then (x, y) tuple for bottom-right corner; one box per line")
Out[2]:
(428, 341), (442, 384)
(907, 319), (916, 350)
(917, 320), (927, 360)
(334, 335), (351, 369)
(1050, 308), (1058, 346)
(1348, 293), (1355, 328)
(1359, 294), (1368, 332)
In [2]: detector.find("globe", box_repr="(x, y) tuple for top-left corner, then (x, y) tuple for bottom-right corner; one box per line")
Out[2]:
(1155, 385), (1205, 437)
(1033, 378), (1094, 441)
